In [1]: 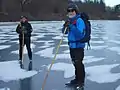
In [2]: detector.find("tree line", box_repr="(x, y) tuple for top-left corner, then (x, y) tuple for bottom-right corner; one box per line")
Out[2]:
(0, 0), (120, 21)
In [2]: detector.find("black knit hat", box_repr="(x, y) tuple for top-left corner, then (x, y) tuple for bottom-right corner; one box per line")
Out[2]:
(67, 3), (79, 13)
(20, 16), (27, 19)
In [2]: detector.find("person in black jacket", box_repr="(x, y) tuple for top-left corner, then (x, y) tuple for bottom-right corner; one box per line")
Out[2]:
(16, 16), (33, 70)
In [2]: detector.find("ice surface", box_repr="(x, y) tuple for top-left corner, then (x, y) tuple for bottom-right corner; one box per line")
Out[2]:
(0, 61), (37, 82)
(0, 45), (11, 50)
(86, 64), (120, 83)
(11, 43), (35, 54)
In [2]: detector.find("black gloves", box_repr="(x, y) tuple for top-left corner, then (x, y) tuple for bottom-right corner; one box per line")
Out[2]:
(21, 26), (27, 34)
(63, 20), (70, 28)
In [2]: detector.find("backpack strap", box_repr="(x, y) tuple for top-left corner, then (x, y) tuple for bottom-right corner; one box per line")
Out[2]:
(87, 41), (91, 50)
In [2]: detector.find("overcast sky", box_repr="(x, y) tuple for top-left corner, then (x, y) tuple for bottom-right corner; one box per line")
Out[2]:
(73, 0), (120, 7)
(105, 0), (120, 6)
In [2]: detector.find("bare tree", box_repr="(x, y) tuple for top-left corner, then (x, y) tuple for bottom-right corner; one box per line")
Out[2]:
(20, 0), (32, 12)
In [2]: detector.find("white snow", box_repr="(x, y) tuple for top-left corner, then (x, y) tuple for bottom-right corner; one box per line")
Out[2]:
(63, 50), (69, 53)
(56, 54), (70, 59)
(52, 36), (62, 40)
(108, 47), (120, 55)
(86, 64), (120, 83)
(109, 40), (120, 44)
(9, 40), (19, 44)
(91, 36), (99, 39)
(48, 63), (74, 78)
(91, 41), (105, 44)
(34, 40), (54, 43)
(35, 47), (71, 59)
(35, 47), (105, 61)
(31, 37), (39, 41)
(35, 47), (54, 58)
(116, 85), (120, 90)
(102, 37), (109, 40)
(0, 88), (10, 90)
(39, 41), (54, 48)
(84, 57), (105, 63)
(31, 34), (45, 41)
(0, 40), (9, 44)
(0, 37), (5, 40)
(92, 45), (108, 50)
(0, 45), (11, 50)
(11, 43), (35, 54)
(60, 44), (68, 47)
(84, 56), (94, 60)
(49, 63), (120, 83)
(0, 61), (38, 82)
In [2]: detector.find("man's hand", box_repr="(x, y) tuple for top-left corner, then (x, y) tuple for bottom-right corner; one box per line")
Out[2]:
(64, 20), (70, 27)
(21, 26), (27, 34)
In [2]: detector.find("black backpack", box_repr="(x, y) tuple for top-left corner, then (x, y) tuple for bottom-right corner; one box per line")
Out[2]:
(80, 12), (91, 49)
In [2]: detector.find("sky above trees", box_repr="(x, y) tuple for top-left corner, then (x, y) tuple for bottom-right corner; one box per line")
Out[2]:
(72, 0), (120, 7)
(105, 0), (120, 6)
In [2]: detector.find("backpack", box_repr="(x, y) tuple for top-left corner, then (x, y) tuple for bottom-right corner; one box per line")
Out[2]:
(80, 12), (91, 49)
(70, 12), (91, 49)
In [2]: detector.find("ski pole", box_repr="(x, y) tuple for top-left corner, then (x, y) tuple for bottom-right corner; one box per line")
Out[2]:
(41, 27), (67, 90)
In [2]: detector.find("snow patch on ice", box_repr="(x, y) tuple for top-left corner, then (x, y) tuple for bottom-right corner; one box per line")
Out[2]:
(11, 43), (35, 54)
(0, 37), (5, 40)
(63, 50), (69, 53)
(0, 45), (11, 50)
(57, 54), (70, 59)
(35, 47), (70, 59)
(48, 63), (74, 78)
(102, 37), (109, 40)
(0, 40), (9, 44)
(116, 85), (120, 90)
(109, 40), (120, 44)
(61, 44), (68, 47)
(0, 88), (10, 90)
(91, 41), (105, 44)
(86, 64), (120, 83)
(9, 40), (19, 44)
(108, 47), (120, 55)
(0, 61), (37, 82)
(84, 56), (105, 63)
(52, 35), (63, 40)
(49, 62), (120, 83)
(92, 45), (108, 50)
(39, 41), (54, 48)
(34, 40), (54, 43)
(35, 47), (54, 58)
(31, 34), (45, 41)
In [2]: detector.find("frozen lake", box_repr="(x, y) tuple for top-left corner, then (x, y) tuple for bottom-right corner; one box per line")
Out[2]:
(0, 20), (120, 90)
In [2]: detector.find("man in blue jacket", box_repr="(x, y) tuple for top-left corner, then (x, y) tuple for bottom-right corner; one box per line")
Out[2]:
(63, 3), (86, 88)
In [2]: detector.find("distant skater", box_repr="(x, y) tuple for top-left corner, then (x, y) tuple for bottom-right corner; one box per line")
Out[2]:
(16, 16), (33, 70)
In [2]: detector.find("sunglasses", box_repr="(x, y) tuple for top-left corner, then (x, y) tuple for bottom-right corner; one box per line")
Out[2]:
(67, 9), (75, 12)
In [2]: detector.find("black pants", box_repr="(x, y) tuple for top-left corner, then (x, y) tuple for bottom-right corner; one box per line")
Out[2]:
(70, 48), (85, 84)
(19, 36), (32, 60)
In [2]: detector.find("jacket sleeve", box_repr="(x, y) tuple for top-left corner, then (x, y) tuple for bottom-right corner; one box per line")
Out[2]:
(27, 23), (33, 34)
(16, 24), (22, 34)
(76, 18), (85, 33)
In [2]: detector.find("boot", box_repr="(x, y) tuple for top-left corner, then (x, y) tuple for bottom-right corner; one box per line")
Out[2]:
(65, 79), (78, 86)
(19, 60), (24, 69)
(28, 60), (32, 71)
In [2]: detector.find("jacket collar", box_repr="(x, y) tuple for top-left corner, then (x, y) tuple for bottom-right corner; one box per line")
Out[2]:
(69, 14), (80, 21)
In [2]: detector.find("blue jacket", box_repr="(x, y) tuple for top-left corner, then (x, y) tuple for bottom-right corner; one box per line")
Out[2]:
(63, 14), (86, 48)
